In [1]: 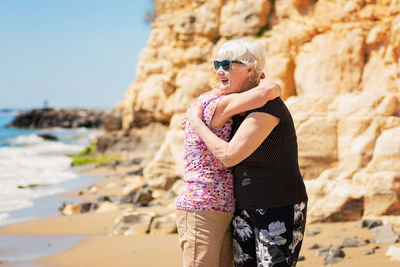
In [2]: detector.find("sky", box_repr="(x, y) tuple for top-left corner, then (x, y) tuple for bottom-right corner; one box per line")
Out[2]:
(0, 0), (153, 109)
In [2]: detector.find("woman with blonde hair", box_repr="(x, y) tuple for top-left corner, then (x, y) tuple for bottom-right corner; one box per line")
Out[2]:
(186, 38), (308, 266)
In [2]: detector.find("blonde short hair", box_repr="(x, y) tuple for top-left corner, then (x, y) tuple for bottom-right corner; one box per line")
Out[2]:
(216, 38), (266, 80)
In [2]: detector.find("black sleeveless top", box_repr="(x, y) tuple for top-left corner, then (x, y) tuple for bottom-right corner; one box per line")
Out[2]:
(231, 97), (308, 209)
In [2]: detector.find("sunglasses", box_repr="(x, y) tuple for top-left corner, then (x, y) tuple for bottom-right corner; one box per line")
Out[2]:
(213, 60), (243, 71)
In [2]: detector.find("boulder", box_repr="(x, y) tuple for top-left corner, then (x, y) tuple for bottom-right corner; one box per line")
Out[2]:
(365, 127), (400, 173)
(386, 245), (400, 261)
(363, 172), (400, 217)
(96, 201), (119, 213)
(374, 224), (399, 244)
(143, 121), (184, 190)
(305, 179), (364, 223)
(59, 203), (81, 216)
(324, 246), (345, 265)
(341, 236), (364, 248)
(149, 213), (177, 234)
(112, 211), (155, 235)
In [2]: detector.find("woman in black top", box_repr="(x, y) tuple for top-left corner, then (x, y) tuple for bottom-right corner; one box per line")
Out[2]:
(187, 94), (308, 266)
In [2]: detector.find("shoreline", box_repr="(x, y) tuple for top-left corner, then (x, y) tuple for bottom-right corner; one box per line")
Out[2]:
(0, 164), (399, 266)
(0, 172), (100, 228)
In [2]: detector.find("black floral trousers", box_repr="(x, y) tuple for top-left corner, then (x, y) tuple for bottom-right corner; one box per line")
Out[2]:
(232, 202), (307, 267)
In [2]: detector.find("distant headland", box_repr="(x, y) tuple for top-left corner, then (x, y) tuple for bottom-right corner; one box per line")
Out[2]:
(7, 108), (106, 129)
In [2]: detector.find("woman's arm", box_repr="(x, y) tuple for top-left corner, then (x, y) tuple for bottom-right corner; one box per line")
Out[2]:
(187, 101), (280, 167)
(210, 80), (282, 128)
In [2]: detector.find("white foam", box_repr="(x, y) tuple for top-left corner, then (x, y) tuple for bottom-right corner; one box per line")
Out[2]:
(8, 134), (44, 146)
(0, 133), (89, 220)
(0, 213), (9, 221)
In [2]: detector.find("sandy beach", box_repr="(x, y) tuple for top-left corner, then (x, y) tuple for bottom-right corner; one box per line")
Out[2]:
(1, 165), (399, 267)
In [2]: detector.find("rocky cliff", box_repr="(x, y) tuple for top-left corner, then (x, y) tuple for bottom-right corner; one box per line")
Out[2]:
(100, 0), (400, 223)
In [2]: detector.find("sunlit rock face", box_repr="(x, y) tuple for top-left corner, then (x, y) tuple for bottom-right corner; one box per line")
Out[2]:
(111, 0), (400, 223)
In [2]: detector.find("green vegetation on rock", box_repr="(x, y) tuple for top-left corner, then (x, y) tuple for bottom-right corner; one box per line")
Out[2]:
(70, 154), (121, 167)
(69, 144), (122, 166)
(17, 184), (41, 189)
(78, 144), (97, 155)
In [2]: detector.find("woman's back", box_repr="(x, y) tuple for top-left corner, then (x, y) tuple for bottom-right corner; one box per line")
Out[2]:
(176, 93), (235, 212)
(231, 97), (308, 209)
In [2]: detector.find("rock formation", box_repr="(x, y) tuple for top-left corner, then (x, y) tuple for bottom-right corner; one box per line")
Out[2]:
(8, 108), (105, 129)
(100, 0), (400, 224)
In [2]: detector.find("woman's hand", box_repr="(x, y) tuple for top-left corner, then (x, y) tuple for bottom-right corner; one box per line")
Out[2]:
(181, 113), (187, 130)
(186, 101), (203, 127)
(258, 80), (282, 99)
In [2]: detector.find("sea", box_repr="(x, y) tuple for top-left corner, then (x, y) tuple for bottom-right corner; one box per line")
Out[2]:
(0, 113), (100, 226)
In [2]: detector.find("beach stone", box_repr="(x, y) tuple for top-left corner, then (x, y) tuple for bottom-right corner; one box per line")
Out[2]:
(133, 185), (154, 207)
(366, 246), (380, 255)
(149, 213), (177, 234)
(120, 190), (137, 204)
(374, 224), (399, 244)
(308, 244), (321, 250)
(126, 168), (144, 176)
(355, 219), (383, 229)
(324, 246), (345, 265)
(110, 160), (120, 170)
(297, 255), (305, 261)
(306, 228), (322, 236)
(112, 211), (155, 235)
(96, 201), (119, 213)
(59, 203), (81, 216)
(38, 133), (57, 141)
(80, 202), (98, 213)
(121, 178), (145, 195)
(341, 236), (364, 248)
(105, 182), (118, 189)
(316, 245), (331, 257)
(385, 245), (400, 261)
(120, 184), (153, 206)
(88, 184), (100, 194)
(128, 157), (142, 165)
(367, 220), (384, 229)
(96, 195), (112, 203)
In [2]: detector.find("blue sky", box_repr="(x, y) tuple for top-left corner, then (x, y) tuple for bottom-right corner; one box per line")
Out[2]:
(0, 0), (153, 109)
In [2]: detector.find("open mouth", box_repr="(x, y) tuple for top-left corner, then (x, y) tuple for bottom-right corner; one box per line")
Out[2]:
(220, 78), (229, 86)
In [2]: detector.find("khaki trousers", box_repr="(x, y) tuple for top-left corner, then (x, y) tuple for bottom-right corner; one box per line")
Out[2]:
(175, 209), (234, 267)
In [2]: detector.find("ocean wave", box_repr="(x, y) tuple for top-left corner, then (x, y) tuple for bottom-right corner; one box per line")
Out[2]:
(7, 134), (44, 146)
(0, 129), (92, 222)
(0, 213), (9, 221)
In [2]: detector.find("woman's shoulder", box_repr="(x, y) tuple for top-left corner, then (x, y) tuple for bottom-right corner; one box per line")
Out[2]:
(198, 89), (223, 103)
(245, 97), (284, 117)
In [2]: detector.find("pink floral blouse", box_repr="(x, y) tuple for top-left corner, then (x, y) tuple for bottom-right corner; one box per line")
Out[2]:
(176, 92), (235, 212)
